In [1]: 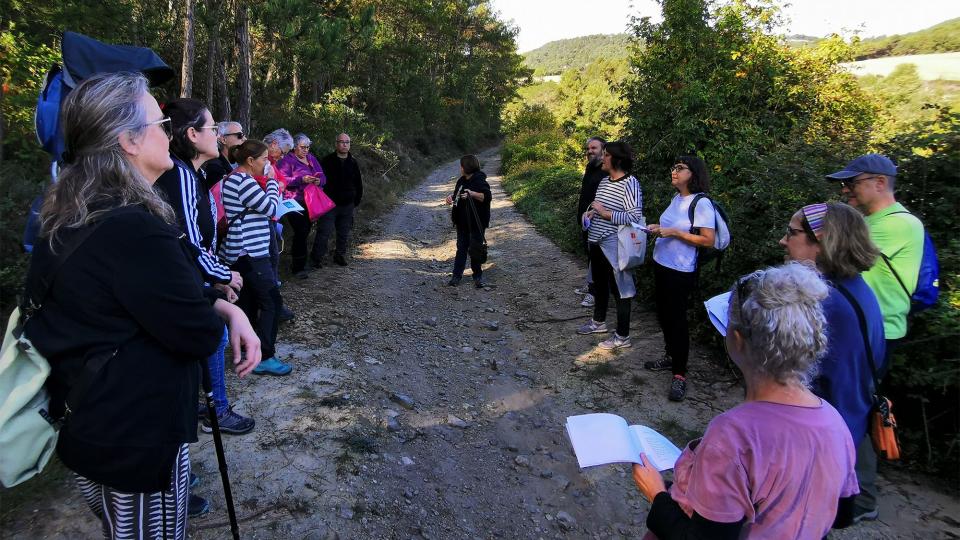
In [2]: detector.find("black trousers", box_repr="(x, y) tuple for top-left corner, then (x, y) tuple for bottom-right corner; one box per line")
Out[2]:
(452, 220), (484, 279)
(654, 261), (698, 376)
(589, 243), (631, 337)
(285, 210), (311, 273)
(312, 202), (355, 262)
(232, 255), (280, 359)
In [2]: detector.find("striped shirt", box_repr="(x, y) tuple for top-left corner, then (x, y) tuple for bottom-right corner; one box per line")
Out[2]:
(218, 171), (280, 264)
(587, 174), (644, 243)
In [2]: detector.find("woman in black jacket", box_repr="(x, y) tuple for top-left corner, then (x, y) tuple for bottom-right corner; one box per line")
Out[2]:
(24, 72), (260, 540)
(444, 155), (492, 288)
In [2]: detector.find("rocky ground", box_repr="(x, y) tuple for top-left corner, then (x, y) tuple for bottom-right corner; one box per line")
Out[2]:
(4, 149), (958, 539)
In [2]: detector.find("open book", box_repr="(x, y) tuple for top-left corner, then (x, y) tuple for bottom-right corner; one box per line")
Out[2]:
(274, 198), (305, 220)
(566, 413), (683, 471)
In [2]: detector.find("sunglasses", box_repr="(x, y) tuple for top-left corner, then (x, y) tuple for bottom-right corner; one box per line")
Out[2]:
(670, 164), (689, 173)
(143, 116), (173, 141)
(734, 272), (759, 333)
(224, 131), (245, 139)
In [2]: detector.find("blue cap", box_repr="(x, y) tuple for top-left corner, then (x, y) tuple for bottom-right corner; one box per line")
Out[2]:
(825, 154), (897, 180)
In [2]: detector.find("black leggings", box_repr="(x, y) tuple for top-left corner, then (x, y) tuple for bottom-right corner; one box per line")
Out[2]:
(654, 261), (698, 376)
(589, 243), (631, 337)
(285, 209), (312, 273)
(232, 255), (280, 359)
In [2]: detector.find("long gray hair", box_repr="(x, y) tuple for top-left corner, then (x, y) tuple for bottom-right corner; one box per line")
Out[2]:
(40, 72), (174, 247)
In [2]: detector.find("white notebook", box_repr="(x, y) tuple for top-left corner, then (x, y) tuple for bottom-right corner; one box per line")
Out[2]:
(566, 413), (683, 471)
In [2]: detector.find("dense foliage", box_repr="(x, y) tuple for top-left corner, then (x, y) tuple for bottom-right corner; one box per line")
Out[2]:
(854, 17), (960, 59)
(521, 33), (632, 76)
(501, 0), (959, 483)
(0, 0), (527, 312)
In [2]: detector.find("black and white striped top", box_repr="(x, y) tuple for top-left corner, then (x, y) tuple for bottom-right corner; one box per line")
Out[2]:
(218, 171), (280, 264)
(587, 174), (644, 243)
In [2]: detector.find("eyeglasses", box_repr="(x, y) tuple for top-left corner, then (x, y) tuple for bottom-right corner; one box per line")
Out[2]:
(734, 273), (757, 332)
(224, 131), (245, 139)
(670, 164), (690, 173)
(336, 140), (351, 144)
(143, 117), (173, 140)
(785, 226), (806, 238)
(297, 145), (310, 150)
(194, 125), (219, 132)
(839, 175), (881, 189)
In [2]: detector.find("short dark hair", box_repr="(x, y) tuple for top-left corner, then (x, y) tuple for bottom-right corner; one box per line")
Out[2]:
(164, 98), (209, 162)
(604, 141), (633, 172)
(675, 155), (710, 193)
(228, 139), (269, 166)
(460, 154), (481, 175)
(587, 136), (606, 146)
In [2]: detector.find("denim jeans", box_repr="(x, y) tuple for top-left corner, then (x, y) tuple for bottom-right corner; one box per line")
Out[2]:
(205, 325), (229, 416)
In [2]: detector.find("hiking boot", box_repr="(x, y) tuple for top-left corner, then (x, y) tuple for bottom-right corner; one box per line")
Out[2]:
(668, 375), (687, 402)
(279, 305), (295, 322)
(474, 278), (487, 289)
(448, 275), (462, 287)
(188, 494), (210, 518)
(853, 507), (879, 523)
(189, 472), (200, 490)
(252, 357), (292, 376)
(644, 355), (673, 371)
(599, 333), (632, 350)
(201, 407), (255, 435)
(333, 253), (348, 266)
(577, 320), (608, 335)
(580, 293), (595, 307)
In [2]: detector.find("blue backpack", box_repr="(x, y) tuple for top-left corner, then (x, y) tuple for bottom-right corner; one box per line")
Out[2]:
(880, 211), (939, 313)
(24, 31), (174, 252)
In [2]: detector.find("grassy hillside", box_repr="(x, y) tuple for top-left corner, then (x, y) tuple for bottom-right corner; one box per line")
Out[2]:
(855, 17), (960, 59)
(522, 33), (632, 76)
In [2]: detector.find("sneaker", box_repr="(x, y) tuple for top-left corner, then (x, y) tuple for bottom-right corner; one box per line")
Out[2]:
(295, 270), (310, 280)
(189, 472), (200, 490)
(333, 253), (348, 266)
(310, 260), (323, 269)
(279, 305), (295, 322)
(252, 357), (293, 376)
(852, 507), (879, 523)
(448, 275), (462, 287)
(197, 401), (208, 421)
(580, 293), (595, 307)
(474, 278), (486, 289)
(644, 356), (673, 371)
(201, 406), (255, 435)
(599, 333), (632, 350)
(577, 320), (608, 335)
(188, 494), (210, 518)
(668, 375), (687, 401)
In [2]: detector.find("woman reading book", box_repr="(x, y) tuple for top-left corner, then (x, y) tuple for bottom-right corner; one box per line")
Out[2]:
(630, 263), (859, 539)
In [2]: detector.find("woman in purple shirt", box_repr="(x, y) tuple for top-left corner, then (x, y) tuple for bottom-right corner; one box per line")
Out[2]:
(277, 132), (326, 277)
(632, 263), (859, 539)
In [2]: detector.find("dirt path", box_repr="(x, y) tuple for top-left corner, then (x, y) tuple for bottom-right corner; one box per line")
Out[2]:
(5, 150), (958, 539)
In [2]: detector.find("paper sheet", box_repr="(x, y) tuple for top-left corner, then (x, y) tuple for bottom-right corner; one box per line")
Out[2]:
(704, 291), (732, 336)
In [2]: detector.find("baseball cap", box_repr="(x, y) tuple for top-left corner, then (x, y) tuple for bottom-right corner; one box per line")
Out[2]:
(825, 153), (897, 180)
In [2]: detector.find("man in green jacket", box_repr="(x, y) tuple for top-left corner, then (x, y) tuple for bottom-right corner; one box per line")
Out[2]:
(826, 152), (925, 523)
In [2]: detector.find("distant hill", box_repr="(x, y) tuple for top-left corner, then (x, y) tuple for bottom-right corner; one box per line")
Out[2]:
(522, 34), (632, 76)
(854, 18), (960, 60)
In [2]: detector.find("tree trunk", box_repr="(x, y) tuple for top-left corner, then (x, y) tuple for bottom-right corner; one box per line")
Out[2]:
(180, 0), (196, 98)
(205, 34), (215, 111)
(234, 2), (251, 131)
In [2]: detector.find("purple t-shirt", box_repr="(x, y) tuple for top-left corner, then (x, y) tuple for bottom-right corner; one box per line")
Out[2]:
(665, 400), (858, 539)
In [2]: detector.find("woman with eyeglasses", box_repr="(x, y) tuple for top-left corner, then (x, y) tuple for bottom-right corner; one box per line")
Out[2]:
(154, 98), (257, 443)
(780, 202), (886, 523)
(631, 263), (859, 539)
(23, 73), (261, 539)
(644, 156), (716, 402)
(278, 133), (327, 278)
(221, 140), (292, 376)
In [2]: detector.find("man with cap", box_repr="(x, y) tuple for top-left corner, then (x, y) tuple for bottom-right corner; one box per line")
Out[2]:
(825, 152), (925, 523)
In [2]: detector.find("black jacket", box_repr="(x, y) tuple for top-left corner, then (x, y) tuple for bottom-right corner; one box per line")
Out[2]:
(451, 171), (492, 231)
(200, 155), (232, 191)
(577, 160), (606, 220)
(24, 206), (223, 492)
(319, 152), (363, 206)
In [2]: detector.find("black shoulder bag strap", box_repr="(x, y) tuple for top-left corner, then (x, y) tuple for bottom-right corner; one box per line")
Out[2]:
(877, 210), (914, 301)
(467, 193), (487, 244)
(833, 282), (882, 397)
(687, 193), (706, 234)
(217, 208), (251, 251)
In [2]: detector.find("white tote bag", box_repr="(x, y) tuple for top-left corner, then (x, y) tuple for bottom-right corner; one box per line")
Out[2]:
(617, 219), (647, 271)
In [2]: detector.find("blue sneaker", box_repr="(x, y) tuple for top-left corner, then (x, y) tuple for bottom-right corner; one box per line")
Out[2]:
(189, 472), (200, 489)
(188, 494), (209, 518)
(252, 357), (292, 376)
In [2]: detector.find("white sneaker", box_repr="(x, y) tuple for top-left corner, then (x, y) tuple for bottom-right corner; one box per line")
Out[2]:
(574, 287), (589, 295)
(599, 333), (632, 350)
(577, 320), (608, 335)
(580, 294), (595, 307)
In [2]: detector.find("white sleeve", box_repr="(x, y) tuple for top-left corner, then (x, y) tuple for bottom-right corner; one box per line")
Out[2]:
(693, 197), (716, 230)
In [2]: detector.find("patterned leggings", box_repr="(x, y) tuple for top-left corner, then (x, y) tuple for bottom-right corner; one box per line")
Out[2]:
(75, 443), (190, 540)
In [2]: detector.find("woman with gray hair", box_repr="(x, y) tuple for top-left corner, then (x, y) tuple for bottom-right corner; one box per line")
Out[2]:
(23, 72), (260, 539)
(278, 132), (327, 277)
(631, 263), (859, 538)
(780, 202), (886, 522)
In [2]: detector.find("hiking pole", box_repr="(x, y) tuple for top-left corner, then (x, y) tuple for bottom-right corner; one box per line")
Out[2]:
(201, 358), (241, 540)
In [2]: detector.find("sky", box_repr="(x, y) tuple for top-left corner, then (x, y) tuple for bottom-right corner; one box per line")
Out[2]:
(489, 0), (960, 53)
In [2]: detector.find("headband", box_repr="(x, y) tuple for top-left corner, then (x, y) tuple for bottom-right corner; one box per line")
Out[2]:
(801, 203), (828, 238)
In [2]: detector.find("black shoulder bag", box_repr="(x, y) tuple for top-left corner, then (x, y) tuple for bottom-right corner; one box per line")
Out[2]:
(466, 194), (488, 264)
